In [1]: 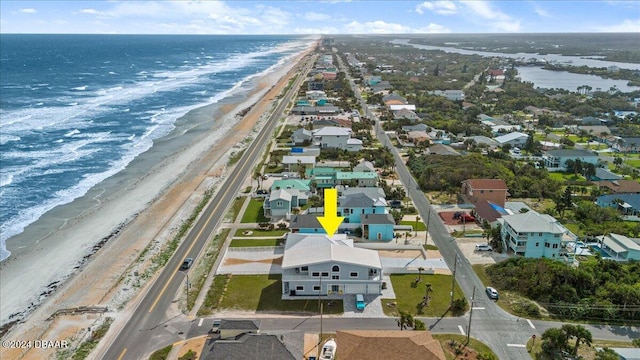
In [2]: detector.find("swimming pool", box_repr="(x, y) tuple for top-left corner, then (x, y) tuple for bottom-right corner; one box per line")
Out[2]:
(589, 244), (612, 258)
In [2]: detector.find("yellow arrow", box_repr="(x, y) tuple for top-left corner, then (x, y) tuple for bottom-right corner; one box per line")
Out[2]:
(318, 188), (344, 236)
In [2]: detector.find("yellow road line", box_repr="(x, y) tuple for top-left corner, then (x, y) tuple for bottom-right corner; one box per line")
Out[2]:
(117, 348), (127, 360)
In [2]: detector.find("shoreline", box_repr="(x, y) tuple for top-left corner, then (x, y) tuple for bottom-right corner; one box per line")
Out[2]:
(0, 42), (312, 335)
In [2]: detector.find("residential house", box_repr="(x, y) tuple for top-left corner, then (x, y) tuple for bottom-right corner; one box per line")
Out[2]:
(579, 116), (606, 125)
(612, 137), (640, 153)
(500, 210), (569, 258)
(353, 160), (375, 173)
(308, 81), (324, 91)
(383, 93), (407, 105)
(429, 90), (464, 101)
(372, 81), (392, 93)
(427, 144), (460, 156)
(316, 105), (342, 116)
(542, 149), (599, 171)
(264, 180), (312, 218)
(312, 126), (351, 149)
(339, 191), (388, 224)
(271, 179), (312, 192)
(461, 179), (509, 207)
(591, 168), (623, 181)
(364, 75), (382, 86)
(306, 167), (339, 189)
(596, 233), (640, 261)
(462, 136), (499, 150)
(393, 108), (420, 122)
(360, 213), (395, 241)
(402, 124), (429, 133)
(336, 171), (379, 187)
(336, 330), (446, 360)
(204, 333), (296, 360)
(595, 180), (640, 194)
(281, 155), (315, 172)
(323, 71), (337, 80)
(494, 132), (529, 148)
(389, 104), (416, 112)
(346, 138), (363, 152)
(407, 131), (431, 146)
(596, 194), (640, 216)
(427, 129), (451, 145)
(265, 189), (292, 218)
(281, 233), (383, 296)
(474, 200), (509, 224)
(575, 125), (611, 141)
(291, 128), (312, 145)
(289, 214), (324, 234)
(291, 105), (317, 115)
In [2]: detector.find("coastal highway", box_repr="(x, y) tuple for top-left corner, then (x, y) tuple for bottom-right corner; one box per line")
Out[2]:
(99, 54), (314, 360)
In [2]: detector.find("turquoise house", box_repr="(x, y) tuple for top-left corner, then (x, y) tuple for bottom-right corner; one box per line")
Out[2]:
(290, 214), (324, 234)
(361, 214), (395, 241)
(338, 193), (388, 224)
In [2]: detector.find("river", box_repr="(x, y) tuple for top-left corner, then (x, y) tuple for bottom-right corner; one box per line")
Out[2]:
(393, 38), (640, 92)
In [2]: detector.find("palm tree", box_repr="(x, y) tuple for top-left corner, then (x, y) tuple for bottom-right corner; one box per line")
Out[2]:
(397, 311), (414, 330)
(254, 171), (262, 190)
(423, 283), (433, 306)
(417, 267), (424, 282)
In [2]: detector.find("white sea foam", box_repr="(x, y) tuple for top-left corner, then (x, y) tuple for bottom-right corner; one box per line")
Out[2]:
(0, 134), (21, 145)
(0, 37), (317, 260)
(72, 86), (87, 91)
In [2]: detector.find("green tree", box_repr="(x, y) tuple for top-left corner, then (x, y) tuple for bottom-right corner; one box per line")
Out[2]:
(541, 327), (569, 355)
(397, 310), (414, 330)
(595, 348), (621, 360)
(413, 319), (426, 331)
(562, 324), (592, 355)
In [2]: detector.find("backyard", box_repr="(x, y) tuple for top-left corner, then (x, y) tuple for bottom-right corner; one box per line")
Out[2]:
(240, 198), (270, 223)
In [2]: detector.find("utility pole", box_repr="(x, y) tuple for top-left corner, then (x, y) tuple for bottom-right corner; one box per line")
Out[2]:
(466, 286), (476, 345)
(185, 273), (189, 312)
(450, 253), (458, 307)
(425, 206), (431, 246)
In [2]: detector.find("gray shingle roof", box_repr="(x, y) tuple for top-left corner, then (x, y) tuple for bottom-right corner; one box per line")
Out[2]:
(340, 193), (375, 207)
(502, 211), (564, 234)
(360, 213), (395, 225)
(545, 149), (597, 157)
(290, 214), (322, 229)
(205, 334), (295, 360)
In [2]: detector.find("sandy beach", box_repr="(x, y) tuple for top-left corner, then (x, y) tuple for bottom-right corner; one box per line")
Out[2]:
(0, 41), (314, 359)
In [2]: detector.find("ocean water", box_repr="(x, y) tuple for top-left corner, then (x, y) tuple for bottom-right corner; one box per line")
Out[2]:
(0, 34), (312, 261)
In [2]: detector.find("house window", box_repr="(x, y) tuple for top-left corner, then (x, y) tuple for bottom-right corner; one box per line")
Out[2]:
(296, 285), (304, 291)
(332, 275), (340, 280)
(545, 243), (550, 248)
(276, 201), (283, 206)
(553, 244), (558, 248)
(332, 265), (340, 272)
(301, 266), (308, 271)
(535, 242), (539, 247)
(377, 233), (382, 240)
(538, 233), (542, 236)
(312, 272), (320, 277)
(480, 190), (484, 193)
(313, 285), (321, 291)
(331, 285), (340, 292)
(321, 272), (329, 277)
(350, 272), (358, 278)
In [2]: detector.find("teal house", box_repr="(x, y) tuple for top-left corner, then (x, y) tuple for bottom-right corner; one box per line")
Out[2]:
(290, 214), (324, 234)
(338, 192), (388, 224)
(361, 214), (395, 241)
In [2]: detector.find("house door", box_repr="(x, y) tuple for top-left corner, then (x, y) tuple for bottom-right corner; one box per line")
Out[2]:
(377, 232), (382, 240)
(331, 285), (340, 293)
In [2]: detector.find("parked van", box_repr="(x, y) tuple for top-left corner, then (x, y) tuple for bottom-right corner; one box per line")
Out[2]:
(355, 294), (365, 311)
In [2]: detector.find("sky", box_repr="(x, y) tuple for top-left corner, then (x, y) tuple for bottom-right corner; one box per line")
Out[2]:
(1, 0), (639, 35)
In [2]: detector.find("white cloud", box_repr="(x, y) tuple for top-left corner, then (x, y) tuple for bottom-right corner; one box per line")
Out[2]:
(19, 8), (36, 14)
(460, 1), (521, 32)
(595, 18), (640, 32)
(532, 5), (550, 17)
(414, 23), (451, 33)
(293, 26), (341, 34)
(415, 1), (458, 15)
(345, 20), (411, 34)
(303, 12), (331, 21)
(79, 9), (101, 15)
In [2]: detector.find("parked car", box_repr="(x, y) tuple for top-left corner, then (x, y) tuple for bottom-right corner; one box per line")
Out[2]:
(180, 257), (193, 270)
(458, 213), (476, 223)
(209, 319), (221, 334)
(475, 243), (493, 252)
(355, 294), (365, 311)
(486, 286), (499, 300)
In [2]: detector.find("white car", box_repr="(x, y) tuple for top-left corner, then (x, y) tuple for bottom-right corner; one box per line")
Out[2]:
(475, 243), (493, 252)
(486, 287), (499, 300)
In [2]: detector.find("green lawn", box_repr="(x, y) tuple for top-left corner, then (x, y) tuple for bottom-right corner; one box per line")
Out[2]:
(227, 197), (245, 222)
(382, 274), (466, 317)
(236, 228), (287, 237)
(434, 334), (497, 360)
(229, 239), (281, 247)
(240, 198), (270, 223)
(400, 220), (427, 231)
(218, 275), (343, 314)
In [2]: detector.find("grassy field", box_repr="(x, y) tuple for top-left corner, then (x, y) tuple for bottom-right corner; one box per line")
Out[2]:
(527, 336), (636, 360)
(227, 197), (245, 222)
(218, 275), (343, 314)
(236, 228), (287, 237)
(198, 275), (229, 316)
(400, 220), (427, 231)
(433, 334), (497, 360)
(229, 239), (281, 247)
(381, 274), (466, 317)
(240, 198), (269, 223)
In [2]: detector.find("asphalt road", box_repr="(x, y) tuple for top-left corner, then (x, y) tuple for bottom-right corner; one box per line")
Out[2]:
(99, 55), (314, 360)
(334, 52), (639, 359)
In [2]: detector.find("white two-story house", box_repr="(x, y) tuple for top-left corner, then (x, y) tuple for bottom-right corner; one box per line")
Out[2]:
(281, 234), (383, 297)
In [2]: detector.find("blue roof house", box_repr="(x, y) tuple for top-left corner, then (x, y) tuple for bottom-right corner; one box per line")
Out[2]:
(596, 194), (640, 216)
